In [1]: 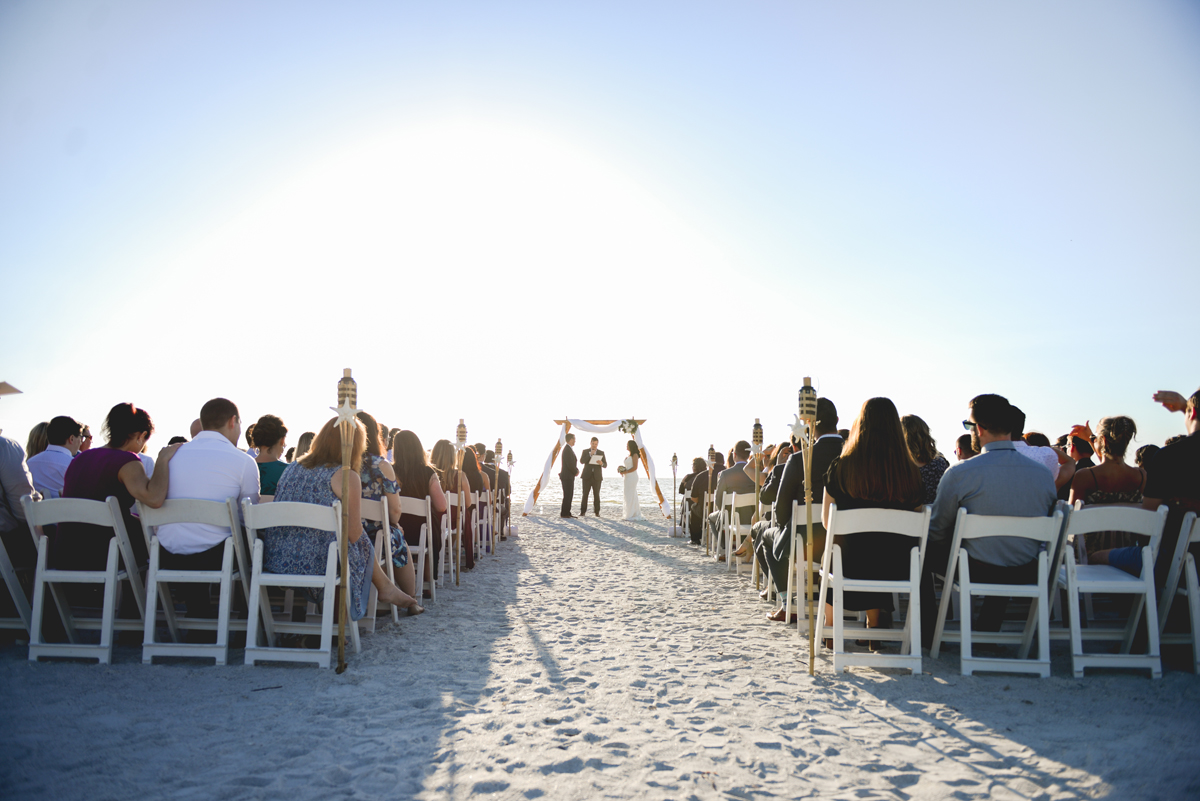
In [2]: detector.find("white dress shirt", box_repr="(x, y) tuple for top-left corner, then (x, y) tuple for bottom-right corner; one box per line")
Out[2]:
(1013, 440), (1060, 477)
(157, 431), (260, 555)
(26, 444), (74, 499)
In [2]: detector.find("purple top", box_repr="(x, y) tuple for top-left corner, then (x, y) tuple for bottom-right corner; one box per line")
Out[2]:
(54, 448), (144, 570)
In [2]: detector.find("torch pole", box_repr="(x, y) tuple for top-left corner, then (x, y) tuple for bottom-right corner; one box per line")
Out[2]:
(335, 369), (357, 675)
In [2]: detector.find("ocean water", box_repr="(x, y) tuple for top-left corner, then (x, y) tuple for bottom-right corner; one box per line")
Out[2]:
(510, 474), (677, 517)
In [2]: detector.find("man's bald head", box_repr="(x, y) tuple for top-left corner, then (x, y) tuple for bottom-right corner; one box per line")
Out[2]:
(189, 418), (203, 439)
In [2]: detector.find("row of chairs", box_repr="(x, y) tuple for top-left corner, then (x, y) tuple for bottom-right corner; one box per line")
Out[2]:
(1, 486), (508, 668)
(706, 491), (1200, 678)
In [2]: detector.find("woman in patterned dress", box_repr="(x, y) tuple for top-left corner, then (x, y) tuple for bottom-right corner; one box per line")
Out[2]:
(356, 411), (419, 598)
(265, 416), (423, 620)
(900, 414), (950, 505)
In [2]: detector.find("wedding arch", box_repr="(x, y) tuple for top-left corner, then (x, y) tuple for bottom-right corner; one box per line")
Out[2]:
(522, 418), (672, 517)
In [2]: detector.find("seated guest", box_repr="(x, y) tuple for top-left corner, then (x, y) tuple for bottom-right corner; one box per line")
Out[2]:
(755, 398), (842, 621)
(822, 398), (924, 638)
(900, 414), (949, 505)
(688, 451), (725, 543)
(708, 441), (755, 558)
(251, 414), (289, 494)
(431, 439), (475, 570)
(1068, 415), (1146, 560)
(189, 419), (203, 439)
(0, 431), (38, 604)
(1135, 444), (1159, 468)
(79, 425), (93, 452)
(482, 450), (512, 533)
(284, 447), (295, 463)
(355, 412), (417, 598)
(25, 422), (49, 459)
(266, 417), (422, 619)
(1010, 406), (1074, 493)
(394, 430), (448, 587)
(954, 433), (977, 461)
(168, 436), (188, 446)
(27, 416), (83, 499)
(679, 457), (706, 538)
(155, 398), (260, 618)
(55, 403), (179, 570)
(758, 442), (793, 521)
(293, 431), (315, 462)
(920, 394), (1058, 643)
(460, 447), (487, 562)
(1068, 424), (1096, 468)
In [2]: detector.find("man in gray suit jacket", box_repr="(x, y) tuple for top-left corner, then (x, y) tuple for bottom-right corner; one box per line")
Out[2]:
(706, 440), (755, 556)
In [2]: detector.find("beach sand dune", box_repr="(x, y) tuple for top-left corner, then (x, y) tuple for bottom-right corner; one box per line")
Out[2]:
(2, 514), (1199, 799)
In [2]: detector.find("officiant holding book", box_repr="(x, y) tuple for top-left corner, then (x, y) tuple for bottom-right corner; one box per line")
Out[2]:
(579, 437), (607, 516)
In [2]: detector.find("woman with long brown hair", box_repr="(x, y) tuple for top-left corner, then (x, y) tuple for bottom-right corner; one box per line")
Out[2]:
(431, 439), (475, 570)
(392, 430), (447, 588)
(900, 414), (949, 505)
(822, 397), (924, 635)
(265, 416), (422, 619)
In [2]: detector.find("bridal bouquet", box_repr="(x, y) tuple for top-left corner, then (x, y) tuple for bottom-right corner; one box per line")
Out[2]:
(618, 419), (639, 435)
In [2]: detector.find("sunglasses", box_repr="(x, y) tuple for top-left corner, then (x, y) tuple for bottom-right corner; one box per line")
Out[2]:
(962, 420), (977, 431)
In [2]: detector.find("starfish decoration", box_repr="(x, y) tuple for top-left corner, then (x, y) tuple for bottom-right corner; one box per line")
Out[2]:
(330, 397), (357, 425)
(789, 413), (809, 443)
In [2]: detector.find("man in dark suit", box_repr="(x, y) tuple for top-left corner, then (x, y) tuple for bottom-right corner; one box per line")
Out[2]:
(559, 433), (578, 518)
(706, 441), (756, 555)
(756, 398), (843, 621)
(579, 437), (607, 516)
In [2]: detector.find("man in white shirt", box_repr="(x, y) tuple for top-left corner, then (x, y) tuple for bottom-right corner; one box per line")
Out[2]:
(1010, 406), (1074, 491)
(156, 398), (260, 617)
(26, 416), (83, 499)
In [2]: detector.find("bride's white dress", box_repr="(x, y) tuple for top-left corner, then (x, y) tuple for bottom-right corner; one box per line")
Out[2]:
(621, 456), (646, 521)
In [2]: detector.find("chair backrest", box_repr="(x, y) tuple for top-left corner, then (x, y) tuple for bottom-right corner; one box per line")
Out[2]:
(446, 492), (460, 509)
(1160, 511), (1199, 627)
(241, 498), (341, 543)
(359, 497), (388, 527)
(952, 507), (1064, 546)
(22, 495), (123, 529)
(258, 494), (274, 503)
(138, 498), (240, 532)
(399, 496), (430, 518)
(1066, 503), (1168, 561)
(828, 504), (931, 539)
(731, 493), (756, 510)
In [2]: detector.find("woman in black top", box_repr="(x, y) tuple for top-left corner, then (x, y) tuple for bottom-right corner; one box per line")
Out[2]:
(393, 430), (447, 581)
(822, 397), (924, 629)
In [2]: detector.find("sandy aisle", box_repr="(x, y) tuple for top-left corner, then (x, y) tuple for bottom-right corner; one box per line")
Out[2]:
(3, 513), (1199, 800)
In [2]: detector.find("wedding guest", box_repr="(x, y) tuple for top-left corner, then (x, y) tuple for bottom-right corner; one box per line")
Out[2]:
(679, 457), (706, 540)
(356, 412), (417, 598)
(25, 422), (49, 459)
(1010, 406), (1074, 492)
(708, 441), (754, 558)
(955, 434), (977, 461)
(1165, 434), (1186, 447)
(901, 414), (949, 505)
(1135, 388), (1200, 592)
(822, 398), (924, 639)
(0, 431), (37, 598)
(27, 416), (83, 499)
(432, 439), (474, 570)
(394, 429), (448, 587)
(243, 423), (258, 458)
(168, 436), (188, 446)
(55, 403), (179, 570)
(1069, 416), (1146, 558)
(483, 450), (512, 534)
(189, 419), (203, 439)
(247, 414), (288, 495)
(1023, 432), (1051, 448)
(156, 398), (260, 619)
(79, 425), (93, 452)
(266, 417), (422, 620)
(285, 447), (295, 462)
(294, 431), (315, 462)
(920, 394), (1057, 643)
(461, 447), (488, 559)
(1068, 424), (1096, 468)
(1135, 444), (1159, 467)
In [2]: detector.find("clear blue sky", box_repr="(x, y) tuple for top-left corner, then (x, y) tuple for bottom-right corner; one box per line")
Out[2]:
(2, 1), (1197, 479)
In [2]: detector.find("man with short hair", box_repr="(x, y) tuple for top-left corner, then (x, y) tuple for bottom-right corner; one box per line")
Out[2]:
(1009, 405), (1074, 492)
(155, 398), (260, 618)
(26, 415), (83, 499)
(920, 394), (1058, 644)
(559, 434), (578, 518)
(955, 434), (977, 461)
(707, 440), (756, 557)
(1141, 387), (1200, 590)
(579, 437), (607, 517)
(0, 431), (37, 611)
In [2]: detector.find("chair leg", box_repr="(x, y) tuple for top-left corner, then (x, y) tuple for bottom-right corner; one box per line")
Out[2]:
(245, 542), (265, 663)
(98, 538), (120, 665)
(215, 540), (234, 665)
(28, 538), (49, 658)
(142, 539), (161, 664)
(959, 553), (973, 675)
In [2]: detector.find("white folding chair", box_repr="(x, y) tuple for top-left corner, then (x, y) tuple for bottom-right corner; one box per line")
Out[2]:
(360, 497), (399, 630)
(783, 500), (822, 636)
(1058, 503), (1167, 678)
(726, 493), (757, 575)
(930, 508), (1065, 677)
(242, 499), (360, 668)
(1159, 512), (1200, 674)
(0, 530), (32, 636)
(444, 490), (464, 585)
(712, 494), (733, 562)
(813, 504), (931, 674)
(399, 495), (434, 603)
(21, 495), (146, 664)
(137, 498), (249, 665)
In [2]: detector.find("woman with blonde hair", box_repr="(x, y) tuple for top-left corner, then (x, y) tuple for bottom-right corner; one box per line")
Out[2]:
(822, 397), (924, 638)
(26, 422), (50, 459)
(293, 431), (315, 462)
(265, 416), (422, 620)
(900, 414), (950, 505)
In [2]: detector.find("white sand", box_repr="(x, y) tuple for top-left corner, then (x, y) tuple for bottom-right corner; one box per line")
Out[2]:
(3, 513), (1199, 800)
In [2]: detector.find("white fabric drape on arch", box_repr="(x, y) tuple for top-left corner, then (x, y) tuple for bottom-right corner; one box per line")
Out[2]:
(522, 419), (672, 518)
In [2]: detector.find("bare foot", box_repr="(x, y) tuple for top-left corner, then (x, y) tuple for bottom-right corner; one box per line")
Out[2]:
(379, 584), (422, 613)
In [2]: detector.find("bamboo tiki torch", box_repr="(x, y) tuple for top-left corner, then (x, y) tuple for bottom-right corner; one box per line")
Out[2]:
(506, 450), (514, 539)
(751, 418), (763, 587)
(670, 453), (678, 537)
(455, 419), (467, 586)
(335, 368), (357, 674)
(493, 437), (502, 556)
(797, 377), (820, 676)
(705, 444), (716, 557)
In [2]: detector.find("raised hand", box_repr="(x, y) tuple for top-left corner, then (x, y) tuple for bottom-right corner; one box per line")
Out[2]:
(1153, 390), (1187, 413)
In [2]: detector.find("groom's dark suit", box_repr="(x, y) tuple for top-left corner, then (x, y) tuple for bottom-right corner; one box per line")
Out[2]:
(560, 443), (578, 517)
(579, 447), (607, 515)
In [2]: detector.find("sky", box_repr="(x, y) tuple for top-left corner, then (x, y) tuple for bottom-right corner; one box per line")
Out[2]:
(1, 1), (1198, 491)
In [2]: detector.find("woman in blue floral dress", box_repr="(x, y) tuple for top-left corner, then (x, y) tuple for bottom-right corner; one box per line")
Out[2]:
(356, 411), (419, 598)
(264, 417), (423, 619)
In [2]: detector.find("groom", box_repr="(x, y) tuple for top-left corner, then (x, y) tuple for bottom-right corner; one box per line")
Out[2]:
(579, 437), (607, 516)
(559, 433), (578, 518)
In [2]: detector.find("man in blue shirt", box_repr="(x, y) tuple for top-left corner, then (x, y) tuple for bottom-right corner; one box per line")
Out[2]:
(921, 394), (1058, 645)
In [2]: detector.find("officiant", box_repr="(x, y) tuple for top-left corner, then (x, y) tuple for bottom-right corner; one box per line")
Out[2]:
(579, 437), (607, 516)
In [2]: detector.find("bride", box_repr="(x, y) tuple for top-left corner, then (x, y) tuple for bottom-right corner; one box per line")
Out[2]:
(617, 439), (647, 521)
